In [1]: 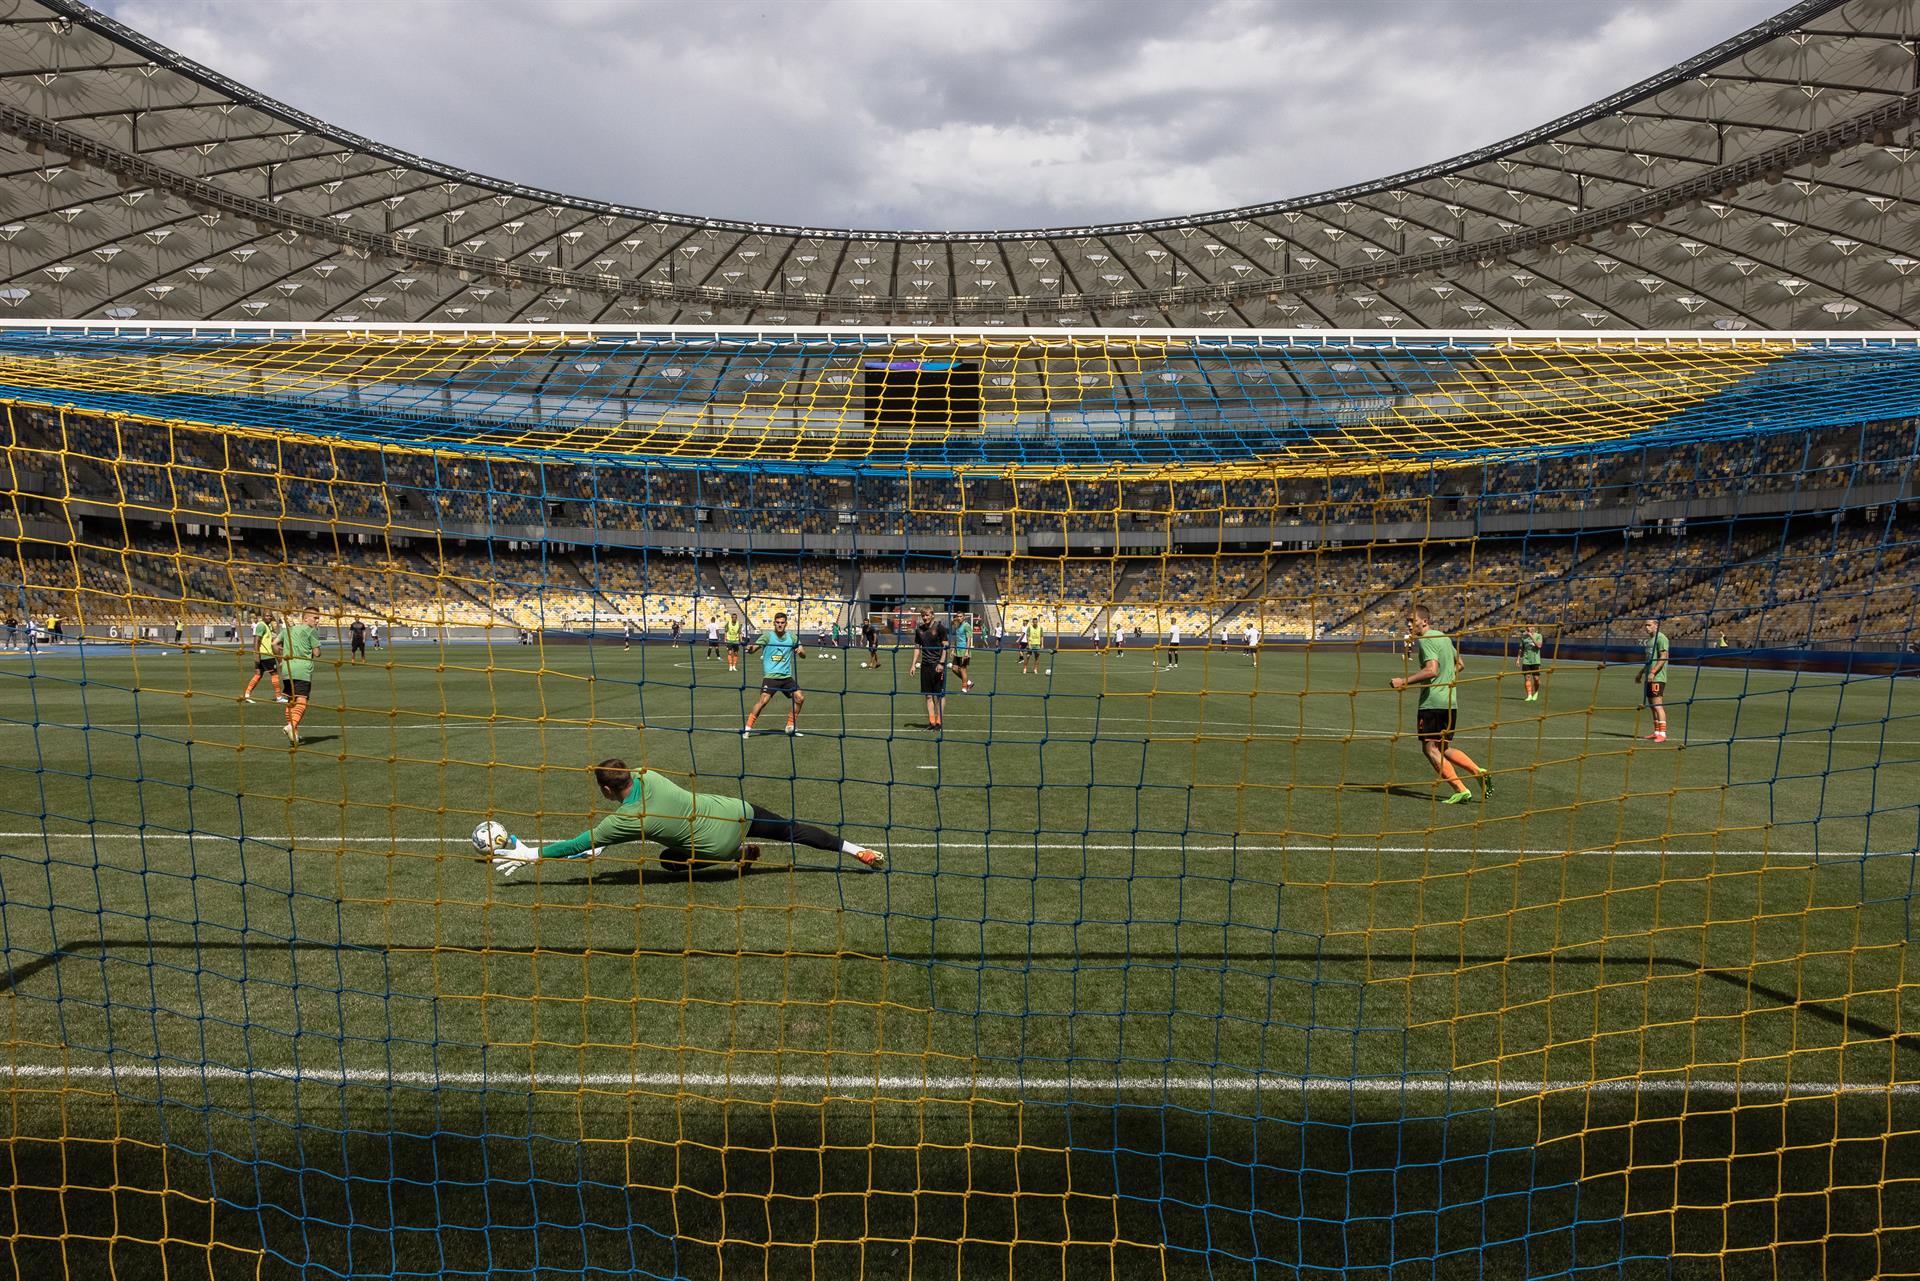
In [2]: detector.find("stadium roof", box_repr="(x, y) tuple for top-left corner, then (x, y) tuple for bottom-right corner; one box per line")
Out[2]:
(0, 0), (1918, 331)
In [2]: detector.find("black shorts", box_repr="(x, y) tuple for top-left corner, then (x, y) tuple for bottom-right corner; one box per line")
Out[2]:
(1520, 660), (1540, 671)
(954, 653), (970, 668)
(1644, 680), (1665, 703)
(287, 679), (312, 698)
(919, 663), (946, 695)
(255, 658), (278, 672)
(760, 677), (799, 697)
(727, 642), (741, 653)
(1416, 708), (1457, 744)
(351, 639), (366, 653)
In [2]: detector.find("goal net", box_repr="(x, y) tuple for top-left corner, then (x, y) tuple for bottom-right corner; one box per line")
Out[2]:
(0, 324), (1915, 1279)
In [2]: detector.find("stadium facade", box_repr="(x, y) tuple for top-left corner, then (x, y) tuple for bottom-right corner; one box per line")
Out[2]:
(0, 0), (1917, 330)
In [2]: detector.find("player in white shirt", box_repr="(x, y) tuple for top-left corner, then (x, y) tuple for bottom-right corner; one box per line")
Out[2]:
(1245, 624), (1260, 667)
(705, 620), (722, 661)
(1165, 622), (1182, 669)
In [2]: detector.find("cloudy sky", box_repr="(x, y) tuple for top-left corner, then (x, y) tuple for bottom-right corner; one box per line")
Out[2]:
(104, 0), (1788, 232)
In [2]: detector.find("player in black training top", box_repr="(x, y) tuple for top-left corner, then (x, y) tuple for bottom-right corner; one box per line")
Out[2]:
(350, 618), (367, 662)
(910, 607), (950, 731)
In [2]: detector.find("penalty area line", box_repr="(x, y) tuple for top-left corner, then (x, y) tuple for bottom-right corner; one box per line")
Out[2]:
(2, 716), (1914, 748)
(0, 1061), (1911, 1098)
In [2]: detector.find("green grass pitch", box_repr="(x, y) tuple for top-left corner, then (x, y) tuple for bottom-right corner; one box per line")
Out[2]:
(0, 637), (1915, 1277)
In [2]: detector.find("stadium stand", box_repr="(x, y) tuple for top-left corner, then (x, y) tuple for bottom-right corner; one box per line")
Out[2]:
(7, 406), (1916, 651)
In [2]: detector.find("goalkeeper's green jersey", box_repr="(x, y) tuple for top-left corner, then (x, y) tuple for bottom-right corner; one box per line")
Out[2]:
(545, 771), (753, 861)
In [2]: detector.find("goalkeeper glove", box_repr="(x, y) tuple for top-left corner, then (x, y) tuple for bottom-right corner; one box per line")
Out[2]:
(493, 840), (539, 877)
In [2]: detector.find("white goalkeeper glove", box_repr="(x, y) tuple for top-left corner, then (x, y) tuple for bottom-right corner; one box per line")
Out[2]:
(493, 840), (539, 877)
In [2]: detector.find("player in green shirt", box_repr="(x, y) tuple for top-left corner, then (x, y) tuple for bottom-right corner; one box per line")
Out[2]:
(1518, 625), (1544, 702)
(724, 616), (744, 672)
(279, 606), (321, 745)
(1022, 619), (1044, 676)
(1390, 605), (1490, 804)
(490, 757), (886, 875)
(743, 610), (807, 736)
(1640, 619), (1669, 743)
(953, 614), (975, 693)
(242, 612), (284, 703)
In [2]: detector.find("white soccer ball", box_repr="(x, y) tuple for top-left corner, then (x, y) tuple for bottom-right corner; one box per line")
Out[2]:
(471, 820), (511, 854)
(1045, 667), (1052, 675)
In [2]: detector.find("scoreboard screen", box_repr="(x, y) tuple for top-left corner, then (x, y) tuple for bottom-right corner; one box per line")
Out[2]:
(862, 358), (980, 433)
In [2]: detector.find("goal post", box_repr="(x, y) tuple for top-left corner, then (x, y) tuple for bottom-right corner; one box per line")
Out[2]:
(0, 323), (1916, 1278)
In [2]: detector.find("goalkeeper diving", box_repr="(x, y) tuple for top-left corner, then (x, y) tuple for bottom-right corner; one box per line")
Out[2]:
(486, 758), (887, 875)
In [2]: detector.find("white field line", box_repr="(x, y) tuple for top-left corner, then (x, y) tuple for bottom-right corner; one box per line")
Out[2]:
(0, 831), (1909, 860)
(1, 715), (1917, 748)
(0, 1061), (1913, 1098)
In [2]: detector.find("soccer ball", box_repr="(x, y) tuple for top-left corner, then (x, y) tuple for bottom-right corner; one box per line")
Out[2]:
(471, 819), (511, 853)
(1045, 667), (1052, 675)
